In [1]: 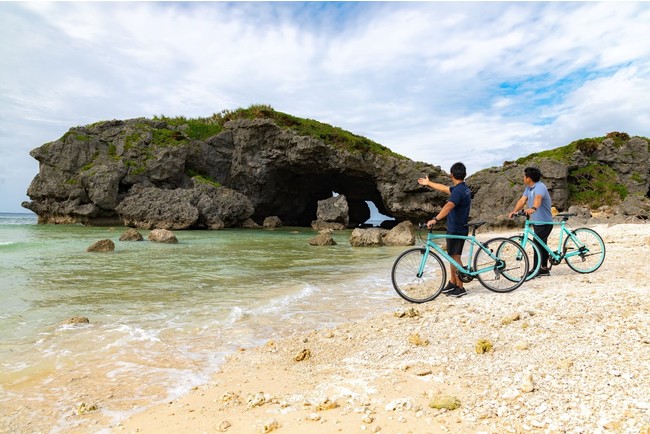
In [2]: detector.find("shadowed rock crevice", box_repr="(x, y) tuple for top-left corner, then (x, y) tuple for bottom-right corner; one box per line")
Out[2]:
(245, 170), (383, 226)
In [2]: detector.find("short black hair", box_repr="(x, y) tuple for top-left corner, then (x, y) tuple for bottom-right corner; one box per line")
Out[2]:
(450, 162), (467, 181)
(524, 167), (542, 182)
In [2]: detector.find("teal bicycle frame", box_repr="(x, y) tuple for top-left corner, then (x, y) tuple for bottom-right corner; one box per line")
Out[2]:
(514, 213), (606, 276)
(391, 222), (530, 302)
(422, 232), (495, 279)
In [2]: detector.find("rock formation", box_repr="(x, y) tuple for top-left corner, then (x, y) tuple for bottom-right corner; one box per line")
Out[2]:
(22, 113), (448, 228)
(311, 195), (350, 230)
(21, 107), (650, 228)
(467, 134), (650, 226)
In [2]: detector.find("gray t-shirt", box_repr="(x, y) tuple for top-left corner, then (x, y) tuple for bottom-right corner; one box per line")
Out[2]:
(524, 181), (553, 222)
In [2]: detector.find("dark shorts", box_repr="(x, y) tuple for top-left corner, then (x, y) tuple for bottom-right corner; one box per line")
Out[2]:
(446, 237), (466, 256)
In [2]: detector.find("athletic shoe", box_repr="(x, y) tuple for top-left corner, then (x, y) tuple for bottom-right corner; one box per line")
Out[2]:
(441, 282), (457, 294)
(537, 268), (550, 277)
(448, 287), (467, 298)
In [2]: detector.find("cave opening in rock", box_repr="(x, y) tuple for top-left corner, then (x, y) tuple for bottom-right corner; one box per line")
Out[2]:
(249, 169), (396, 227)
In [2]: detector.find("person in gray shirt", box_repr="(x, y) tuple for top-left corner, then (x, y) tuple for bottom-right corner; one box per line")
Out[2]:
(509, 167), (554, 276)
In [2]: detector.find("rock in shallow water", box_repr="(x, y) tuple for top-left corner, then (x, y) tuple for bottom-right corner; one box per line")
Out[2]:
(87, 239), (115, 252)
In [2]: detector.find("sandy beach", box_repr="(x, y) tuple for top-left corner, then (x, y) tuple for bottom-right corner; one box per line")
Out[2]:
(78, 223), (649, 433)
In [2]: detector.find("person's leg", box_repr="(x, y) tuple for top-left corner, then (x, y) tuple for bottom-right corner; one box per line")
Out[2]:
(446, 238), (467, 297)
(533, 224), (553, 272)
(450, 254), (463, 288)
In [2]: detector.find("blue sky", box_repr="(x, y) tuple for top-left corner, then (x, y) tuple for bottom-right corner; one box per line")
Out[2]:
(1, 2), (650, 213)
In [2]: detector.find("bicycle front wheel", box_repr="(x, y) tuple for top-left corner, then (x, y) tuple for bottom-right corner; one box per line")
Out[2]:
(474, 237), (529, 293)
(391, 248), (447, 303)
(564, 228), (606, 273)
(509, 235), (541, 280)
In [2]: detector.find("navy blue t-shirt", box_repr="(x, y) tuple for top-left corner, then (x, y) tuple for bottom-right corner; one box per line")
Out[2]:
(447, 182), (472, 235)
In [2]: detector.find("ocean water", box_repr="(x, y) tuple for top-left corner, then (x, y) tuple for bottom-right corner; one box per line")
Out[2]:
(0, 213), (407, 432)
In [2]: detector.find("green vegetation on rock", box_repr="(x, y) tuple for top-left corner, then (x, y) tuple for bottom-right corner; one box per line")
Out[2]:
(210, 104), (406, 158)
(153, 115), (223, 141)
(187, 170), (221, 188)
(568, 164), (628, 207)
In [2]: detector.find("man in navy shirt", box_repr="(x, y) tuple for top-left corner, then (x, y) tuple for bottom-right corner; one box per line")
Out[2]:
(418, 162), (472, 298)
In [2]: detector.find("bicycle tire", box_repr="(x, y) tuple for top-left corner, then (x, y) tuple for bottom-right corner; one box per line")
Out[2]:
(563, 228), (606, 273)
(391, 248), (446, 303)
(474, 237), (529, 293)
(509, 235), (541, 280)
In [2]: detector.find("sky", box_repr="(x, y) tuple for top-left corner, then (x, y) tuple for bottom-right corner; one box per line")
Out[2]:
(2, 2), (650, 213)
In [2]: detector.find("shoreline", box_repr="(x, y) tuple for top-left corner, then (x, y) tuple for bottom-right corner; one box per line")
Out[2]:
(114, 223), (649, 434)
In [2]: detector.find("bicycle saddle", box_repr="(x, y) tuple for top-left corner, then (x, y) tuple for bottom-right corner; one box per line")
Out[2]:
(466, 220), (486, 228)
(555, 212), (576, 221)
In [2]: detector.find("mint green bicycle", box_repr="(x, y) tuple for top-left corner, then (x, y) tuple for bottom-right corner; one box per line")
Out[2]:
(391, 221), (530, 303)
(510, 211), (606, 279)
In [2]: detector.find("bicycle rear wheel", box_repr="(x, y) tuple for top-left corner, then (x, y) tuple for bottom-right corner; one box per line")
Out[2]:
(563, 228), (606, 273)
(391, 248), (446, 303)
(474, 237), (529, 293)
(509, 235), (541, 280)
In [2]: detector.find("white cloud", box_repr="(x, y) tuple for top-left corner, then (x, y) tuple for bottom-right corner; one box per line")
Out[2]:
(1, 1), (649, 212)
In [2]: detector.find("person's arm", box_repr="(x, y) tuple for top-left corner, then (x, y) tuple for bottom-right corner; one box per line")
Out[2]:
(509, 195), (528, 218)
(427, 201), (456, 227)
(531, 194), (543, 211)
(418, 175), (451, 195)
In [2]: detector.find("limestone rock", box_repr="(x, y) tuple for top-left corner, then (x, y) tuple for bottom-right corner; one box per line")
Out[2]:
(263, 216), (282, 229)
(315, 195), (349, 227)
(309, 232), (337, 246)
(119, 228), (144, 241)
(466, 135), (650, 225)
(520, 372), (535, 393)
(116, 182), (253, 230)
(429, 395), (461, 410)
(382, 220), (416, 246)
(475, 339), (493, 354)
(241, 218), (261, 228)
(87, 239), (115, 252)
(148, 229), (178, 244)
(21, 115), (650, 227)
(293, 348), (311, 361)
(310, 220), (345, 231)
(349, 228), (388, 247)
(22, 116), (447, 227)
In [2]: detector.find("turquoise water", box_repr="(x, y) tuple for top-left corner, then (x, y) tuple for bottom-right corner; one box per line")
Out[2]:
(0, 213), (406, 432)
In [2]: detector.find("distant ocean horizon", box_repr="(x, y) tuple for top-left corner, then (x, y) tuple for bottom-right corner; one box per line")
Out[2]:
(0, 212), (405, 432)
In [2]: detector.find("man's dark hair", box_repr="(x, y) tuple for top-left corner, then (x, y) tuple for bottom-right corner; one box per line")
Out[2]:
(450, 162), (467, 181)
(524, 167), (542, 182)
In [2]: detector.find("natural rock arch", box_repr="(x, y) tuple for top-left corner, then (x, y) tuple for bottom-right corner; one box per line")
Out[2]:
(22, 117), (450, 228)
